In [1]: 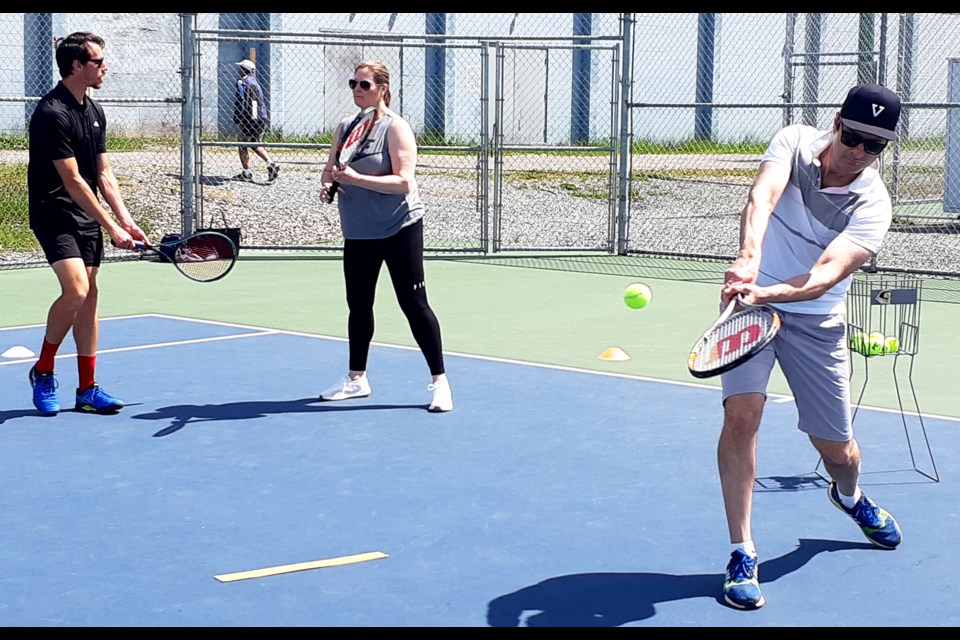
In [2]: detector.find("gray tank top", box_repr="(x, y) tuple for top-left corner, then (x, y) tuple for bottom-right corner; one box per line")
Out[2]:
(336, 108), (424, 240)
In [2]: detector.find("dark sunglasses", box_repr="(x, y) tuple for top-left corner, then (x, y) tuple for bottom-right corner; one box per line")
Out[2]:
(839, 126), (888, 155)
(86, 57), (105, 68)
(348, 79), (375, 91)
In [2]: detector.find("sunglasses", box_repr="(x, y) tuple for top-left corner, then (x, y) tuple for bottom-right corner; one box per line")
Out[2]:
(86, 57), (105, 68)
(839, 126), (888, 155)
(348, 79), (376, 91)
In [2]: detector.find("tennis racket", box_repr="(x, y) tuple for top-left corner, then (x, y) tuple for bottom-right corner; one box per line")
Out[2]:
(326, 106), (377, 203)
(687, 296), (782, 378)
(113, 231), (238, 283)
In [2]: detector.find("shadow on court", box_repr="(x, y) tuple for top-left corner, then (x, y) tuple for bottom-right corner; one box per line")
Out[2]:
(0, 315), (958, 626)
(487, 538), (876, 627)
(0, 403), (143, 424)
(132, 398), (431, 437)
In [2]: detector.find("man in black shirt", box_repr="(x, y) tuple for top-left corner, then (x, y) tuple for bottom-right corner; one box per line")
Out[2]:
(232, 59), (279, 183)
(27, 31), (149, 416)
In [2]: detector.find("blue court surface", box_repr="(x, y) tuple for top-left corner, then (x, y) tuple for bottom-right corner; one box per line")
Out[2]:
(1, 315), (958, 627)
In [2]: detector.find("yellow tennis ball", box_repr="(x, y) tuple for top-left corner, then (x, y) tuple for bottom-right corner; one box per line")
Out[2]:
(849, 330), (868, 354)
(623, 283), (652, 310)
(867, 332), (886, 357)
(884, 336), (900, 354)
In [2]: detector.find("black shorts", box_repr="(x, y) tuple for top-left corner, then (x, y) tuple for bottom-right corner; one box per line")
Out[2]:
(237, 120), (266, 146)
(33, 225), (104, 267)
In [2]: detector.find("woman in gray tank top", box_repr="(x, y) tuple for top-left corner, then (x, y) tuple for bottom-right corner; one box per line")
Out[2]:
(318, 61), (453, 413)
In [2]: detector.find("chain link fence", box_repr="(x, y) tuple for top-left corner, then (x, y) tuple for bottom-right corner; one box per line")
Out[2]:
(624, 13), (960, 279)
(1, 13), (959, 284)
(0, 12), (184, 266)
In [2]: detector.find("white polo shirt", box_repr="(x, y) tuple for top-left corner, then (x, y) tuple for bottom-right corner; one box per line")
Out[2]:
(757, 124), (893, 314)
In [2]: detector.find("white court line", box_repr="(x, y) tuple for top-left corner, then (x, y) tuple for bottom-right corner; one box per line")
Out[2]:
(0, 329), (279, 367)
(2, 313), (957, 424)
(0, 315), (151, 332)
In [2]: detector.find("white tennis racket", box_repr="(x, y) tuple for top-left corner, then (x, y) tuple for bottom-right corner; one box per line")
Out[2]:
(687, 296), (781, 378)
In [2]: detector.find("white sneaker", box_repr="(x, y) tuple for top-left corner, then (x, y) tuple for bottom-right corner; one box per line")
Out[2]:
(320, 375), (371, 401)
(427, 378), (454, 413)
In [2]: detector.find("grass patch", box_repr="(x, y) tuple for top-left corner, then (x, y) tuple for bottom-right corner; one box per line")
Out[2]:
(0, 133), (177, 153)
(0, 163), (32, 250)
(633, 138), (768, 155)
(634, 168), (757, 181)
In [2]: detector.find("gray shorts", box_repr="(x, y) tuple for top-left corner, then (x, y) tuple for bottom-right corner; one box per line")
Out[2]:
(721, 309), (852, 441)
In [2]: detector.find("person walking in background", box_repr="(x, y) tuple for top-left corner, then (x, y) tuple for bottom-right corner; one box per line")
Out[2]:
(233, 59), (279, 183)
(27, 31), (150, 416)
(318, 60), (453, 413)
(716, 83), (904, 610)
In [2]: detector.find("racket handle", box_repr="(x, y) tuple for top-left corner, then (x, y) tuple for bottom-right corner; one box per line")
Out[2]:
(326, 180), (340, 203)
(110, 238), (147, 250)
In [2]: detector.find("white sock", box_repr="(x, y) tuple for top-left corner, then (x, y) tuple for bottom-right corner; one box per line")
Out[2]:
(733, 540), (757, 558)
(838, 486), (862, 509)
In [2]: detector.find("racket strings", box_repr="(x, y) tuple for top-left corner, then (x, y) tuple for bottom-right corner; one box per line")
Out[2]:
(695, 309), (776, 371)
(174, 236), (235, 281)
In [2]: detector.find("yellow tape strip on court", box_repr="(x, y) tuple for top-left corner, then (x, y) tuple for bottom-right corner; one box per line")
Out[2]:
(214, 551), (388, 583)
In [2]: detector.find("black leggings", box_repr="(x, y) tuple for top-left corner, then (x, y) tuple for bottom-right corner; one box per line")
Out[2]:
(343, 220), (445, 376)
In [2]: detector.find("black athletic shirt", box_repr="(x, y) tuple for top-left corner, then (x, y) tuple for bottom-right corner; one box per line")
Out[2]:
(28, 81), (107, 231)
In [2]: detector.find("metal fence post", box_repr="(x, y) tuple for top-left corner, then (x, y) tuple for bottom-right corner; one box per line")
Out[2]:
(181, 13), (196, 235)
(617, 13), (633, 256)
(944, 58), (960, 215)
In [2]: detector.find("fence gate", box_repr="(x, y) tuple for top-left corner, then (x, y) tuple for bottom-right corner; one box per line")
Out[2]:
(188, 22), (488, 254)
(491, 40), (621, 253)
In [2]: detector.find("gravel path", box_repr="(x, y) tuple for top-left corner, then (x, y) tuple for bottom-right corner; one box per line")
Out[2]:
(2, 148), (958, 277)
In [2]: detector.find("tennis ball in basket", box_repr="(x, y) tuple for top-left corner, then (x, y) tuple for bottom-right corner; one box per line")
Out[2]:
(623, 283), (652, 310)
(884, 336), (900, 354)
(849, 330), (868, 354)
(867, 332), (886, 357)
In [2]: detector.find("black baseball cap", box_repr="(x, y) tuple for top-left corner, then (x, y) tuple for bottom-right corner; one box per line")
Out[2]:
(840, 83), (901, 141)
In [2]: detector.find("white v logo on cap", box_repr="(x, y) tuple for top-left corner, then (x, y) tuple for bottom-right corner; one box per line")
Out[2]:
(872, 104), (885, 117)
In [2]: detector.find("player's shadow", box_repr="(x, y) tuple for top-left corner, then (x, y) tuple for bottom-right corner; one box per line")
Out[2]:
(485, 537), (875, 627)
(167, 172), (271, 188)
(754, 474), (830, 492)
(132, 397), (427, 437)
(0, 403), (146, 423)
(164, 171), (229, 187)
(199, 175), (232, 186)
(0, 408), (42, 424)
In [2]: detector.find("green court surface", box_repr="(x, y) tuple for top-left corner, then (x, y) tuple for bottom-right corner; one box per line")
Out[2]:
(2, 253), (957, 421)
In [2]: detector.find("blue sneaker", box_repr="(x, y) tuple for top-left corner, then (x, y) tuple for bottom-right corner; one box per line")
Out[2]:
(29, 365), (60, 416)
(828, 482), (902, 549)
(75, 384), (124, 414)
(722, 549), (765, 610)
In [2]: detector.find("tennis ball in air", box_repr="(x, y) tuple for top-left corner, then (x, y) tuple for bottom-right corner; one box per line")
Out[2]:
(884, 336), (900, 354)
(849, 330), (868, 354)
(623, 283), (652, 310)
(867, 332), (886, 357)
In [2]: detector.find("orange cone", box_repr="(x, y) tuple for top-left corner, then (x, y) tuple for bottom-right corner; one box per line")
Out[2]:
(598, 346), (630, 361)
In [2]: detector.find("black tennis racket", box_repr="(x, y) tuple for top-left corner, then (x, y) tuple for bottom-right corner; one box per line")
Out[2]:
(113, 231), (237, 283)
(326, 107), (377, 203)
(687, 296), (781, 378)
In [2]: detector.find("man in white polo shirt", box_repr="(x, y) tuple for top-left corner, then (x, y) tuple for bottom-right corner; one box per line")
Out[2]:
(715, 83), (903, 610)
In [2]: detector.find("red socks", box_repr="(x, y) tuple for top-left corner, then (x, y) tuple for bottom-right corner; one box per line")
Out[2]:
(36, 339), (60, 373)
(78, 355), (96, 391)
(36, 340), (98, 390)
